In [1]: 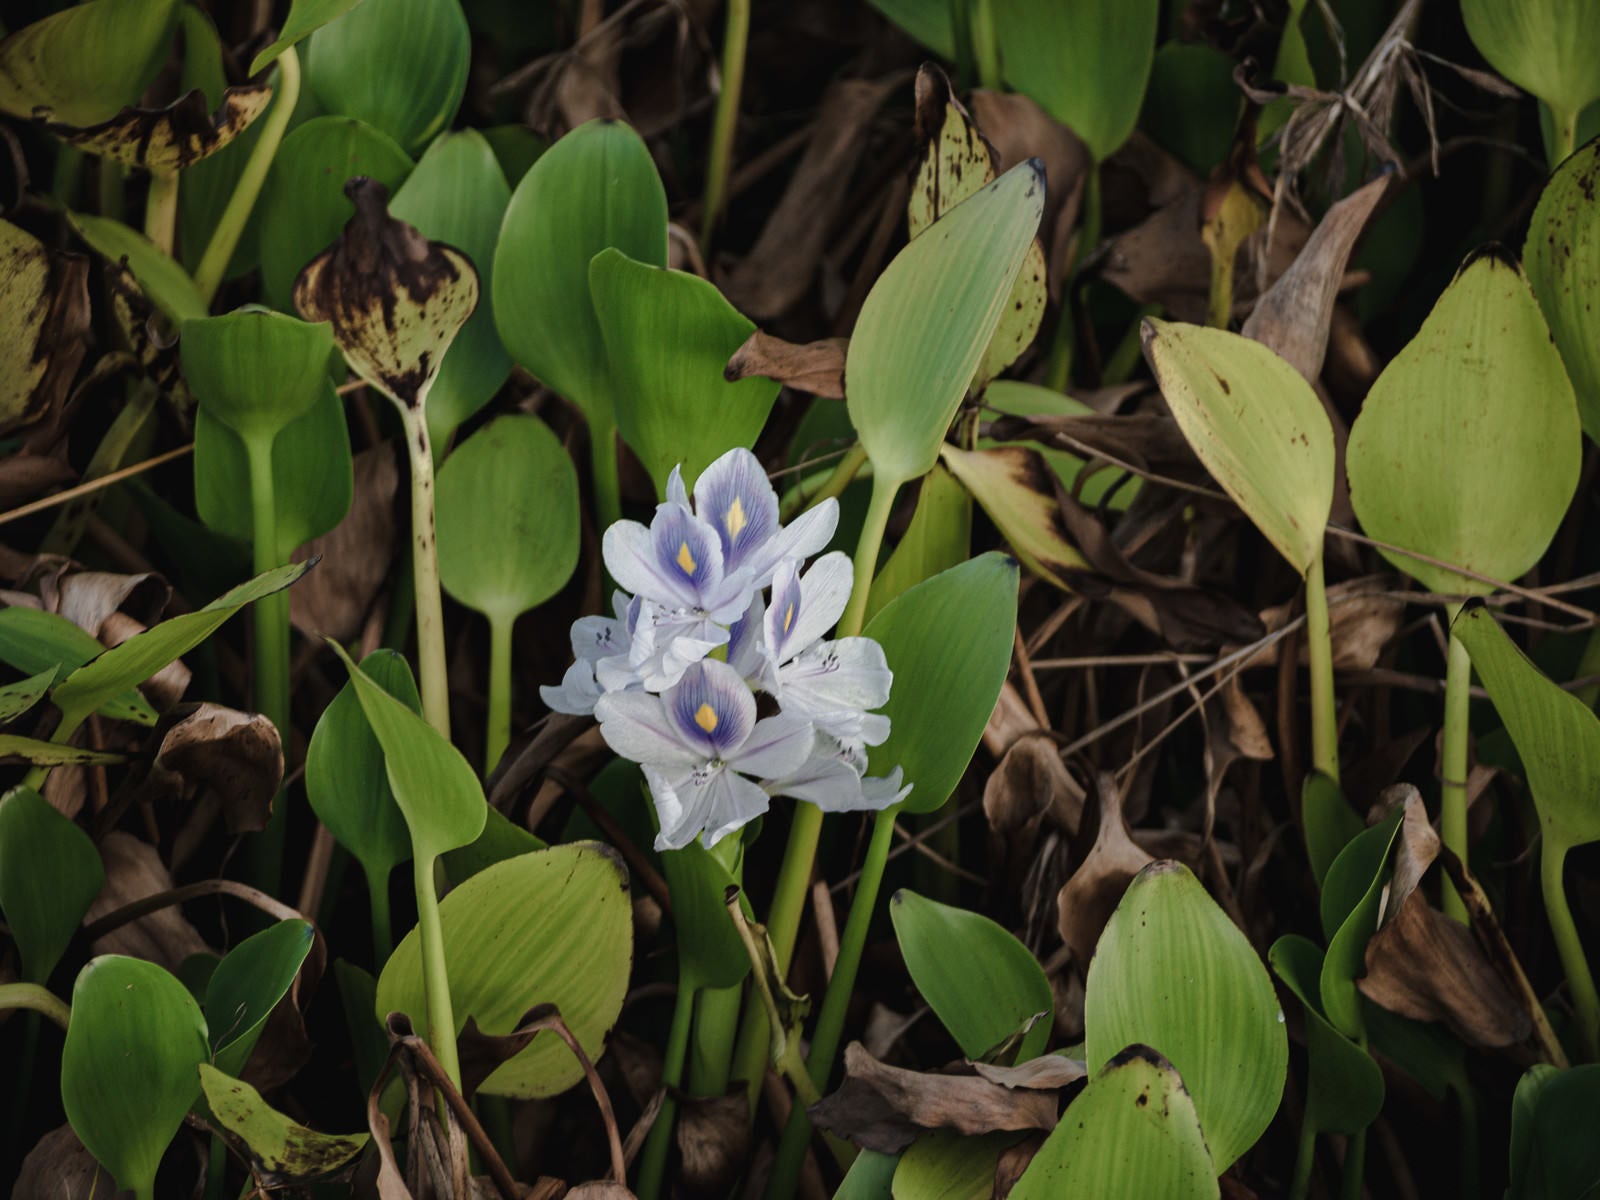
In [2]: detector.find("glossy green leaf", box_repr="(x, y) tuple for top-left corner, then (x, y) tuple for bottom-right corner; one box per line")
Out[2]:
(1345, 251), (1581, 596)
(1009, 1046), (1218, 1199)
(1461, 0), (1600, 133)
(206, 920), (314, 1078)
(1508, 1063), (1600, 1199)
(62, 956), (209, 1199)
(376, 843), (632, 1097)
(329, 642), (485, 862)
(0, 0), (180, 127)
(441, 805), (547, 886)
(182, 309), (334, 449)
(199, 1064), (369, 1183)
(482, 124), (547, 185)
(68, 214), (206, 324)
(990, 0), (1160, 163)
(0, 787), (104, 984)
(1525, 136), (1600, 443)
(939, 444), (1090, 589)
(257, 116), (414, 311)
(1455, 604), (1600, 852)
(0, 736), (124, 765)
(492, 119), (668, 429)
(1302, 770), (1363, 889)
(0, 608), (157, 725)
(0, 667), (54, 724)
(660, 838), (750, 991)
(1269, 935), (1384, 1136)
(848, 161), (1044, 489)
(306, 0), (468, 153)
(1142, 319), (1333, 575)
(437, 415), (580, 624)
(390, 130), (514, 449)
(865, 464), (971, 624)
(981, 381), (1139, 510)
(1318, 805), (1404, 1038)
(1085, 861), (1287, 1173)
(891, 890), (1051, 1063)
(865, 553), (1019, 815)
(893, 1131), (1019, 1200)
(251, 0), (368, 74)
(590, 248), (779, 495)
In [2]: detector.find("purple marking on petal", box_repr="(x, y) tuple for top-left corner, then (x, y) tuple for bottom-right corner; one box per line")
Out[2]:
(649, 504), (726, 607)
(727, 591), (769, 683)
(603, 520), (698, 609)
(665, 659), (755, 759)
(693, 448), (779, 576)
(740, 496), (840, 587)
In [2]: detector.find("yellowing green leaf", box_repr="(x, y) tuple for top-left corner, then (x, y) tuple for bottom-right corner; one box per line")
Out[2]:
(939, 443), (1088, 589)
(1461, 0), (1600, 134)
(199, 1064), (369, 1183)
(0, 219), (90, 437)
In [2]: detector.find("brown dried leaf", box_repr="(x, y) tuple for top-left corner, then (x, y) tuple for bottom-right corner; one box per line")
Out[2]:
(42, 568), (169, 638)
(52, 85), (273, 170)
(290, 444), (398, 640)
(1381, 783), (1438, 915)
(723, 331), (847, 399)
(982, 733), (1083, 837)
(0, 450), (73, 509)
(1056, 773), (1154, 968)
(566, 1185), (635, 1200)
(87, 831), (209, 971)
(162, 703), (283, 832)
(0, 219), (91, 437)
(994, 1132), (1045, 1200)
(12, 1123), (118, 1200)
(970, 1056), (1087, 1090)
(1249, 576), (1404, 671)
(674, 1091), (749, 1199)
(968, 89), (1090, 242)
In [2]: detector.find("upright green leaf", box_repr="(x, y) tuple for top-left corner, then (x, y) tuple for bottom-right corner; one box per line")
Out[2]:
(182, 310), (334, 448)
(0, 787), (104, 984)
(1460, 0), (1600, 142)
(865, 465), (971, 623)
(1269, 935), (1384, 1137)
(893, 1131), (1020, 1200)
(1525, 136), (1600, 443)
(1301, 770), (1363, 889)
(661, 838), (751, 991)
(251, 0), (369, 74)
(1318, 805), (1404, 1038)
(0, 0), (180, 127)
(206, 920), (314, 1078)
(0, 609), (156, 725)
(199, 1064), (370, 1184)
(1508, 1063), (1600, 1200)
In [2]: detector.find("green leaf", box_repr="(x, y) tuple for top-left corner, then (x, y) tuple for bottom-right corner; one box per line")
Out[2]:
(205, 920), (314, 1078)
(68, 213), (206, 324)
(0, 608), (157, 725)
(990, 0), (1160, 163)
(590, 248), (779, 496)
(0, 736), (125, 766)
(892, 1131), (1020, 1200)
(492, 119), (668, 430)
(328, 642), (485, 862)
(1009, 1046), (1219, 1199)
(251, 0), (369, 74)
(1084, 861), (1287, 1174)
(865, 464), (971, 624)
(865, 0), (954, 58)
(0, 667), (54, 724)
(660, 839), (751, 991)
(1268, 935), (1384, 1137)
(376, 843), (632, 1097)
(436, 415), (580, 624)
(1301, 770), (1363, 889)
(305, 0), (468, 153)
(257, 116), (414, 311)
(1141, 42), (1240, 175)
(0, 787), (104, 984)
(1141, 320), (1333, 575)
(848, 161), (1044, 489)
(50, 562), (313, 733)
(891, 890), (1052, 1063)
(1454, 603), (1600, 852)
(1318, 804), (1404, 1038)
(1508, 1063), (1600, 1199)
(864, 553), (1019, 815)
(482, 124), (548, 186)
(182, 309), (335, 449)
(939, 444), (1089, 590)
(389, 130), (514, 449)
(1525, 136), (1600, 444)
(62, 956), (210, 1199)
(1460, 0), (1600, 129)
(980, 380), (1139, 510)
(0, 0), (180, 127)
(199, 1064), (369, 1183)
(1345, 251), (1581, 596)
(441, 805), (547, 886)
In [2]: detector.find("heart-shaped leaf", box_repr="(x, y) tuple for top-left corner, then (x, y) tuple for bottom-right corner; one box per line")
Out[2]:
(0, 608), (156, 725)
(0, 787), (104, 984)
(205, 919), (314, 1077)
(251, 0), (368, 74)
(1525, 136), (1600, 443)
(0, 0), (180, 127)
(198, 1063), (369, 1183)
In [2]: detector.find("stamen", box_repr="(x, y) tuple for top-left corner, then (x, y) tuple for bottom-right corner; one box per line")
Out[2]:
(676, 541), (697, 574)
(694, 702), (719, 732)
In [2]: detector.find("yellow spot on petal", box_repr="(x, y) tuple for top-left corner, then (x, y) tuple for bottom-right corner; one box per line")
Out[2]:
(694, 703), (719, 733)
(676, 541), (697, 575)
(726, 496), (748, 538)
(783, 603), (795, 633)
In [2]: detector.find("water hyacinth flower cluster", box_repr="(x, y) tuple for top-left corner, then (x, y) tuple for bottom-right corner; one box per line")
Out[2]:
(542, 448), (908, 849)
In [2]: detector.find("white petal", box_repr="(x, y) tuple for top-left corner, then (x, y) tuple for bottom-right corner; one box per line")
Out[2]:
(730, 712), (815, 778)
(860, 767), (913, 809)
(699, 771), (771, 848)
(594, 692), (699, 767)
(767, 551), (853, 663)
(777, 637), (893, 715)
(603, 521), (697, 609)
(765, 750), (867, 811)
(741, 497), (840, 586)
(644, 764), (708, 851)
(666, 465), (690, 511)
(570, 614), (626, 663)
(540, 660), (602, 715)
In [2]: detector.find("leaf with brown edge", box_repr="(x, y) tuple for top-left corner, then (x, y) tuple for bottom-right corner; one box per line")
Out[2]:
(1056, 773), (1153, 969)
(723, 330), (846, 398)
(939, 443), (1088, 588)
(199, 1064), (368, 1186)
(0, 218), (91, 437)
(51, 85), (273, 169)
(294, 177), (478, 411)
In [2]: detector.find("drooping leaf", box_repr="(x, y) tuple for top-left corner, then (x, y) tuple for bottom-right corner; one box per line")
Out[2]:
(199, 1064), (369, 1185)
(0, 608), (157, 725)
(865, 554), (1019, 814)
(1269, 935), (1384, 1137)
(1084, 861), (1287, 1173)
(182, 309), (335, 448)
(1318, 804), (1405, 1038)
(0, 787), (105, 984)
(68, 213), (207, 324)
(1460, 0), (1600, 136)
(53, 84), (273, 169)
(0, 668), (54, 724)
(0, 0), (180, 127)
(939, 444), (1089, 589)
(61, 956), (209, 1199)
(376, 843), (632, 1097)
(892, 1130), (1020, 1200)
(1525, 136), (1600, 443)
(0, 736), (125, 766)
(205, 920), (314, 1078)
(0, 218), (92, 437)
(891, 890), (1052, 1063)
(865, 465), (971, 623)
(252, 0), (370, 74)
(1345, 251), (1581, 596)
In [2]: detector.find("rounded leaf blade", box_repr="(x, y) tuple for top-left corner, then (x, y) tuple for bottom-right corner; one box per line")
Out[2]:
(0, 786), (105, 984)
(1525, 136), (1600, 444)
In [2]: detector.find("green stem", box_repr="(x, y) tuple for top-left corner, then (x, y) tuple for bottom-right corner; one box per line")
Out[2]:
(700, 0), (750, 248)
(486, 613), (515, 775)
(194, 47), (301, 306)
(1545, 101), (1579, 172)
(1340, 1127), (1367, 1200)
(1304, 555), (1339, 783)
(837, 474), (898, 642)
(1290, 1119), (1317, 1200)
(591, 418), (622, 538)
(244, 436), (290, 894)
(143, 169), (179, 256)
(1044, 164), (1100, 390)
(1541, 838), (1600, 1060)
(0, 982), (70, 1029)
(637, 976), (697, 1200)
(413, 853), (462, 1090)
(401, 407), (451, 739)
(1441, 602), (1470, 923)
(368, 866), (393, 965)
(780, 443), (868, 523)
(1206, 239), (1234, 329)
(204, 1131), (228, 1200)
(688, 983), (742, 1096)
(970, 0), (1001, 91)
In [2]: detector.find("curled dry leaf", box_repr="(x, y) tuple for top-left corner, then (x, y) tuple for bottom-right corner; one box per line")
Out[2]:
(40, 568), (170, 638)
(156, 703), (283, 834)
(1246, 576), (1403, 672)
(970, 1055), (1088, 1090)
(1056, 773), (1154, 969)
(722, 330), (847, 399)
(0, 450), (74, 509)
(0, 218), (91, 437)
(12, 1123), (114, 1200)
(87, 831), (210, 971)
(982, 732), (1083, 837)
(291, 444), (399, 640)
(51, 85), (273, 170)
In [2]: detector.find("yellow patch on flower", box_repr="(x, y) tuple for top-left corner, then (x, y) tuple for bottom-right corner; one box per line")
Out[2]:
(694, 703), (719, 733)
(676, 541), (697, 574)
(726, 496), (747, 538)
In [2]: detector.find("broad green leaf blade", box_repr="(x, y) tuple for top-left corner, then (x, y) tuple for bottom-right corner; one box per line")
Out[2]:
(848, 161), (1044, 488)
(1525, 137), (1600, 444)
(660, 839), (750, 991)
(0, 736), (124, 766)
(1141, 319), (1333, 575)
(307, 649), (418, 886)
(68, 214), (206, 324)
(251, 0), (369, 74)
(182, 309), (335, 448)
(199, 1064), (369, 1183)
(1318, 805), (1405, 1038)
(0, 608), (157, 725)
(0, 787), (104, 984)
(0, 667), (54, 724)
(939, 444), (1089, 589)
(0, 218), (90, 437)
(376, 843), (632, 1097)
(390, 130), (514, 449)
(1084, 861), (1287, 1173)
(436, 415), (580, 624)
(1141, 42), (1240, 174)
(1345, 251), (1581, 595)
(891, 890), (1052, 1062)
(206, 920), (314, 1078)
(493, 119), (668, 428)
(865, 553), (1019, 815)
(50, 563), (312, 732)
(980, 381), (1139, 509)
(1302, 770), (1363, 889)
(990, 0), (1160, 163)
(1508, 1063), (1600, 1199)
(1454, 604), (1600, 851)
(0, 0), (179, 127)
(590, 248), (779, 496)
(865, 464), (971, 624)
(1269, 935), (1384, 1136)
(329, 642), (485, 861)
(62, 956), (210, 1199)
(441, 805), (548, 886)
(305, 0), (468, 153)
(1461, 0), (1600, 129)
(257, 116), (414, 311)
(892, 1131), (1019, 1200)
(1009, 1046), (1219, 1199)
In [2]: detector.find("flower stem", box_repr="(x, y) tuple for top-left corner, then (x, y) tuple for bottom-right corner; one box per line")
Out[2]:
(194, 48), (301, 306)
(700, 0), (750, 249)
(413, 853), (462, 1090)
(368, 866), (393, 966)
(1290, 1119), (1317, 1200)
(1440, 601), (1470, 923)
(969, 0), (1001, 90)
(144, 169), (179, 256)
(779, 443), (867, 523)
(1541, 837), (1600, 1060)
(637, 975), (697, 1200)
(1340, 1127), (1367, 1200)
(401, 407), (451, 739)
(1304, 555), (1339, 783)
(688, 983), (742, 1096)
(486, 612), (515, 775)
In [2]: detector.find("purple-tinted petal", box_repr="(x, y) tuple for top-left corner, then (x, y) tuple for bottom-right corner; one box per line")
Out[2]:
(643, 763), (710, 851)
(648, 504), (727, 606)
(730, 712), (815, 779)
(664, 659), (756, 759)
(665, 464), (690, 511)
(860, 767), (912, 809)
(776, 637), (893, 716)
(628, 602), (728, 691)
(739, 497), (840, 587)
(603, 520), (698, 609)
(570, 613), (626, 663)
(540, 660), (601, 715)
(692, 448), (779, 576)
(726, 591), (770, 683)
(594, 691), (701, 767)
(766, 552), (852, 663)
